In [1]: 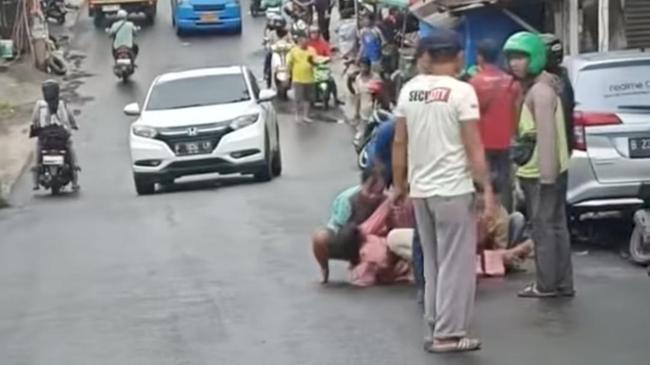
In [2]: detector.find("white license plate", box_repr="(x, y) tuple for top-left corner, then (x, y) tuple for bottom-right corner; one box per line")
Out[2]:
(200, 12), (219, 22)
(102, 5), (121, 12)
(116, 58), (132, 65)
(43, 155), (65, 166)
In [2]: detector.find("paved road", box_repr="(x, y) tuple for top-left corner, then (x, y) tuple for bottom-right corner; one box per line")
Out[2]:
(1, 4), (650, 365)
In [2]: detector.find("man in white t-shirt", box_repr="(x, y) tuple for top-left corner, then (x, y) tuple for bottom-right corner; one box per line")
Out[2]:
(392, 33), (496, 353)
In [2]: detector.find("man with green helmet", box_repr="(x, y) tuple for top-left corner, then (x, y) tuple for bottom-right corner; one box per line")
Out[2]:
(503, 31), (575, 298)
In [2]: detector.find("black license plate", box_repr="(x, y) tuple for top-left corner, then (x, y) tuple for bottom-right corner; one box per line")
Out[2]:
(173, 140), (213, 156)
(629, 137), (650, 158)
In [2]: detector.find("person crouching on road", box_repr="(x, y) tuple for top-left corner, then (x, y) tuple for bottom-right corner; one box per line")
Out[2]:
(503, 32), (574, 298)
(287, 34), (317, 123)
(392, 32), (496, 353)
(311, 168), (387, 284)
(475, 183), (534, 272)
(469, 39), (521, 212)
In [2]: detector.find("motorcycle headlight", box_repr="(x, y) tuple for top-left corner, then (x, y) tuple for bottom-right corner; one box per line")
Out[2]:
(230, 114), (259, 130)
(132, 125), (157, 138)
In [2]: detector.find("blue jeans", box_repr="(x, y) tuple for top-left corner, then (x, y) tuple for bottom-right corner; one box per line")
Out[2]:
(412, 226), (424, 290)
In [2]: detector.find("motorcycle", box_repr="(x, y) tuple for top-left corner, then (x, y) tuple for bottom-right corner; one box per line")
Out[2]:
(35, 125), (75, 195)
(112, 46), (135, 82)
(283, 0), (314, 25)
(356, 108), (394, 170)
(313, 56), (332, 109)
(270, 41), (293, 100)
(42, 0), (67, 25)
(252, 0), (283, 18)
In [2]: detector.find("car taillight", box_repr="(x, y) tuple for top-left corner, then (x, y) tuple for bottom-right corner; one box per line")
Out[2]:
(573, 111), (622, 151)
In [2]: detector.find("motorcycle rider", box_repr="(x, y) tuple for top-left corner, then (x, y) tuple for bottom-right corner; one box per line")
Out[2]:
(108, 10), (139, 63)
(30, 80), (80, 191)
(264, 17), (292, 88)
(307, 26), (343, 105)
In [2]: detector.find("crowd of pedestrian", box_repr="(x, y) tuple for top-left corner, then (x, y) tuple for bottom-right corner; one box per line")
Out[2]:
(309, 14), (577, 353)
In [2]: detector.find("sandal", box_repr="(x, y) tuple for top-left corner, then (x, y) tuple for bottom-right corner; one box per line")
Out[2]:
(427, 337), (482, 353)
(517, 283), (557, 298)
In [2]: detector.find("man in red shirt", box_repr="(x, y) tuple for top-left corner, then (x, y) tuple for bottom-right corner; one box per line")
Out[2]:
(308, 26), (344, 105)
(470, 39), (521, 212)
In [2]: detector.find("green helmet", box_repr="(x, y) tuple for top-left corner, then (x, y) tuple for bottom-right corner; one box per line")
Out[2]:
(503, 31), (547, 75)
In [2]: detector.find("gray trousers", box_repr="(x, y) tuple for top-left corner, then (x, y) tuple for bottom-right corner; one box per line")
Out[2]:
(413, 193), (477, 340)
(520, 172), (573, 293)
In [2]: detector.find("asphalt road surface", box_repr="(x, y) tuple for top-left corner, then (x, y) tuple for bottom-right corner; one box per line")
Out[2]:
(1, 3), (650, 365)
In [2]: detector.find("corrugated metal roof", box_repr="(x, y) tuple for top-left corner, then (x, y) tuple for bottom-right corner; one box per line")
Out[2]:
(625, 0), (650, 49)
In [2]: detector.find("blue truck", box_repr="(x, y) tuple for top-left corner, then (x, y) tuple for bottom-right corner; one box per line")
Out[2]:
(171, 0), (243, 35)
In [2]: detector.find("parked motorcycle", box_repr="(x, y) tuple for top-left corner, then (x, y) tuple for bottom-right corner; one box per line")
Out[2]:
(42, 0), (67, 25)
(112, 46), (135, 82)
(270, 41), (293, 100)
(313, 56), (332, 109)
(356, 108), (394, 170)
(35, 125), (75, 195)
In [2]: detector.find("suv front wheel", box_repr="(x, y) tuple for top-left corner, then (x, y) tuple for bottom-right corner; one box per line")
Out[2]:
(134, 173), (156, 195)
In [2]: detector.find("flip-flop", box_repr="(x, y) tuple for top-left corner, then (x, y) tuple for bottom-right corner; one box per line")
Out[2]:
(517, 283), (557, 298)
(427, 337), (482, 353)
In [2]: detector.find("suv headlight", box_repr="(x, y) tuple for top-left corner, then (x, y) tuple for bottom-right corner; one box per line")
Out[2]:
(132, 125), (157, 138)
(230, 114), (259, 130)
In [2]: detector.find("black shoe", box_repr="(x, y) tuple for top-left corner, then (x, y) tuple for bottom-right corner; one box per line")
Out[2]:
(336, 99), (345, 106)
(33, 185), (40, 191)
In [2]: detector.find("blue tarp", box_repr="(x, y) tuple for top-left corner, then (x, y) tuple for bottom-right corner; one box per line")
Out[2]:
(418, 4), (546, 68)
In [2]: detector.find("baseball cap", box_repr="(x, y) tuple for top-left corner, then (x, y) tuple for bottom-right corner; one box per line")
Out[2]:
(416, 29), (462, 57)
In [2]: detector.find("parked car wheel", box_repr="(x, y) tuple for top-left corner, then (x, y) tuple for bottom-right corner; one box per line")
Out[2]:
(629, 225), (650, 265)
(134, 174), (155, 195)
(271, 125), (282, 177)
(254, 131), (273, 182)
(93, 12), (104, 28)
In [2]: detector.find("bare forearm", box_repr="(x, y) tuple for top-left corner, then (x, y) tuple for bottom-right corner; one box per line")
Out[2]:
(392, 117), (408, 190)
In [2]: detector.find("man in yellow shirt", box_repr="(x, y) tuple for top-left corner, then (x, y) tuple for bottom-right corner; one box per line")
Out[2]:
(287, 35), (317, 123)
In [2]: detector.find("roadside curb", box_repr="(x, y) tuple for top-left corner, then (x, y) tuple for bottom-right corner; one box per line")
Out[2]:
(0, 2), (86, 208)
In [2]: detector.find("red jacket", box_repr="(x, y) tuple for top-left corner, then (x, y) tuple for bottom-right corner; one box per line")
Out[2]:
(308, 38), (331, 57)
(470, 65), (521, 150)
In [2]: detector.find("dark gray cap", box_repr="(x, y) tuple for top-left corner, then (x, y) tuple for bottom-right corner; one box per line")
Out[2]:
(416, 29), (462, 57)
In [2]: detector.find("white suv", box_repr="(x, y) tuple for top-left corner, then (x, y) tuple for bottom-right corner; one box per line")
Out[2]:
(123, 66), (282, 195)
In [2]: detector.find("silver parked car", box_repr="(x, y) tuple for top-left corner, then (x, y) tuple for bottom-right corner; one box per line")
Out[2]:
(565, 50), (650, 263)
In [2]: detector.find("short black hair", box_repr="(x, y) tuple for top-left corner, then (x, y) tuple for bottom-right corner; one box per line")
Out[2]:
(361, 166), (385, 184)
(477, 39), (499, 63)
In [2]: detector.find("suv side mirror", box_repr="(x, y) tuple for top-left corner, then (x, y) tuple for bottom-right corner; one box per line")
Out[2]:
(258, 89), (277, 103)
(123, 102), (141, 116)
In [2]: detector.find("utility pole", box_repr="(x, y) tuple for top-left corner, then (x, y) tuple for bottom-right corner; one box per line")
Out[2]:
(598, 0), (610, 51)
(569, 0), (580, 55)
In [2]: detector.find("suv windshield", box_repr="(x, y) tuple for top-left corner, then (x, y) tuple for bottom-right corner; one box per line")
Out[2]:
(146, 73), (250, 110)
(575, 59), (650, 111)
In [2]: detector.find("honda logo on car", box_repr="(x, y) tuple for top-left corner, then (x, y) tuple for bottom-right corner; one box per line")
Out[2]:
(187, 127), (198, 136)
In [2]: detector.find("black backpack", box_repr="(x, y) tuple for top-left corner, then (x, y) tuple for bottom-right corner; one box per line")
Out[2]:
(557, 67), (575, 155)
